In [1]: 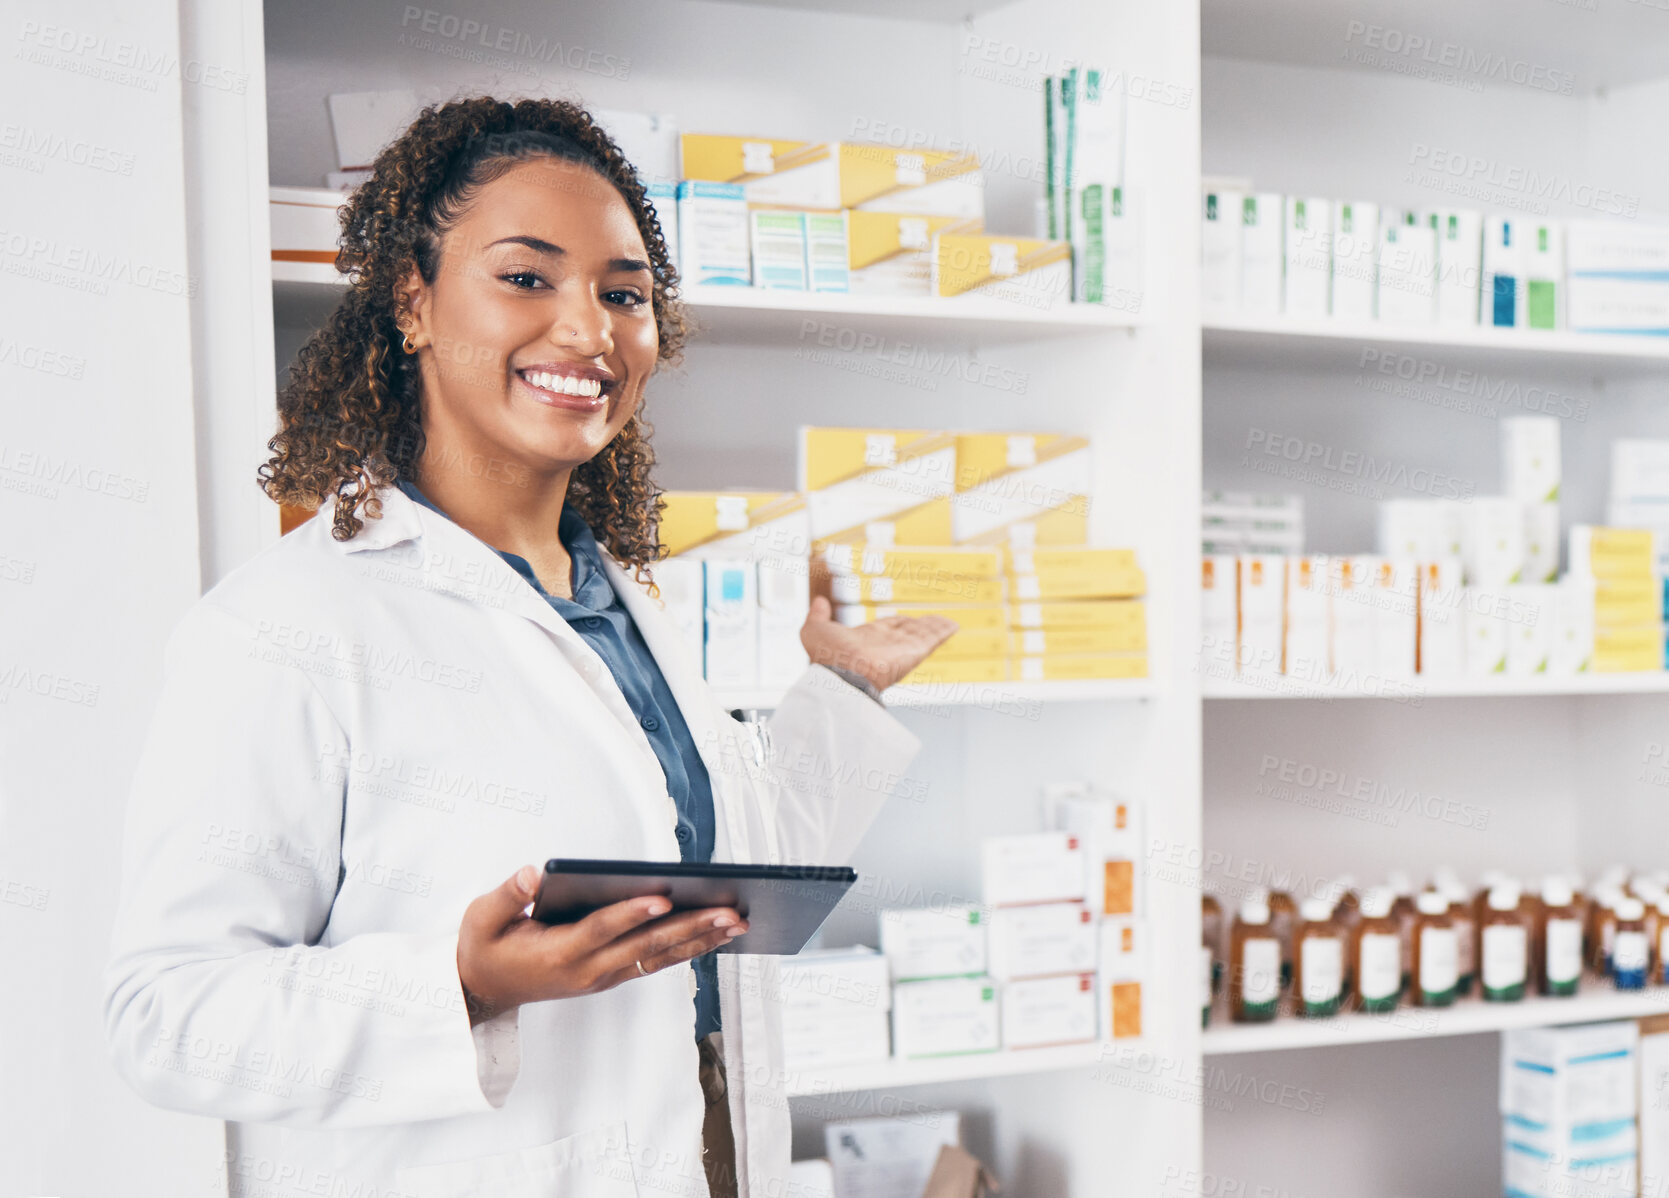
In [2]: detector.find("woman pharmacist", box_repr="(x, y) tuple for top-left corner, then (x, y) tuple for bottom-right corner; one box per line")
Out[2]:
(102, 97), (953, 1198)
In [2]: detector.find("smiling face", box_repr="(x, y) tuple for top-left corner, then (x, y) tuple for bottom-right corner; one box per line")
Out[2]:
(399, 155), (659, 487)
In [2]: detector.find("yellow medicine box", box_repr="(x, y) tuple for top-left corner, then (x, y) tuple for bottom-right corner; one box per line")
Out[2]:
(1011, 653), (1148, 682)
(932, 233), (1072, 310)
(949, 432), (1092, 546)
(658, 491), (809, 563)
(799, 427), (957, 544)
(829, 575), (1005, 605)
(834, 602), (1008, 632)
(848, 211), (984, 295)
(1010, 600), (1147, 633)
(1012, 626), (1147, 655)
(679, 135), (983, 217)
(898, 656), (1008, 686)
(821, 544), (1002, 580)
(1593, 624), (1665, 672)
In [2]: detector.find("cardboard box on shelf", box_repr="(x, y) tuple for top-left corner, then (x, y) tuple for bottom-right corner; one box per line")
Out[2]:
(1329, 555), (1379, 679)
(1284, 196), (1332, 318)
(1524, 220), (1564, 331)
(799, 428), (957, 546)
(1431, 207), (1484, 327)
(651, 557), (705, 675)
(987, 903), (1097, 980)
(1238, 553), (1285, 676)
(1009, 599), (1145, 634)
(749, 208), (809, 290)
(1285, 555), (1330, 680)
(1073, 183), (1141, 311)
(892, 976), (1001, 1058)
(1010, 652), (1147, 682)
(1001, 973), (1097, 1049)
(659, 491), (810, 567)
(880, 906), (987, 981)
(1373, 557), (1420, 679)
(1465, 587), (1509, 675)
(1502, 416), (1562, 505)
(703, 559), (759, 687)
(1202, 189), (1245, 315)
(1464, 498), (1528, 586)
(1483, 214), (1524, 328)
(1418, 556), (1466, 677)
(805, 210), (850, 293)
(1241, 192), (1284, 316)
(680, 135), (983, 217)
(1569, 526), (1658, 579)
(1044, 785), (1141, 917)
(1567, 220), (1669, 336)
(846, 211), (983, 296)
(1330, 200), (1379, 320)
(1505, 584), (1553, 675)
(1377, 209), (1437, 324)
(981, 831), (1087, 908)
(835, 602), (1008, 633)
(677, 181), (750, 286)
(933, 233), (1073, 312)
(1549, 578), (1595, 674)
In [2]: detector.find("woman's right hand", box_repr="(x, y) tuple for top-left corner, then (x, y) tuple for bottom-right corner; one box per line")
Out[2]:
(456, 865), (748, 1026)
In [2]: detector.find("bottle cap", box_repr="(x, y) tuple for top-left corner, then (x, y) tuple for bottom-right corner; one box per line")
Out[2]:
(1440, 881), (1469, 904)
(1239, 897), (1270, 924)
(1357, 887), (1394, 919)
(1488, 886), (1521, 911)
(1300, 897), (1333, 922)
(1656, 896), (1669, 917)
(1416, 891), (1449, 916)
(1387, 870), (1414, 897)
(1541, 877), (1574, 907)
(1617, 897), (1645, 921)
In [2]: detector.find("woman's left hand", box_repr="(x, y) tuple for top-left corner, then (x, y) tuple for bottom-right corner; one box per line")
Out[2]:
(800, 595), (958, 693)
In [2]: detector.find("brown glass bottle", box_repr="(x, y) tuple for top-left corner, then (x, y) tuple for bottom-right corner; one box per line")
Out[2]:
(1480, 885), (1528, 1002)
(1292, 898), (1343, 1018)
(1349, 887), (1401, 1014)
(1539, 877), (1582, 998)
(1387, 873), (1417, 991)
(1443, 884), (1476, 997)
(1411, 891), (1459, 1007)
(1203, 894), (1224, 999)
(1268, 888), (1297, 990)
(1229, 896), (1280, 1022)
(1613, 898), (1649, 991)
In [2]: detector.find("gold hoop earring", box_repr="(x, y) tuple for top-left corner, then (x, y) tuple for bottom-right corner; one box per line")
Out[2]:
(401, 332), (418, 355)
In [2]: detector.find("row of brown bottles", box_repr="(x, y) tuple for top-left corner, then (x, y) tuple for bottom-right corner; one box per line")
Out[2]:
(1202, 873), (1655, 1025)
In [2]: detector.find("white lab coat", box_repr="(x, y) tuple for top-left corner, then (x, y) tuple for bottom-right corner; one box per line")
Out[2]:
(102, 482), (921, 1198)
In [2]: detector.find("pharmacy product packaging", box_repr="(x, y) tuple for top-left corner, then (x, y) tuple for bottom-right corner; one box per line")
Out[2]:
(593, 108), (681, 187)
(1202, 190), (1245, 315)
(1524, 221), (1564, 331)
(799, 428), (956, 546)
(774, 946), (891, 1016)
(847, 211), (981, 296)
(750, 209), (809, 290)
(949, 432), (1091, 546)
(1549, 576), (1595, 674)
(680, 134), (983, 218)
(1568, 525), (1658, 580)
(1329, 555), (1379, 679)
(1504, 584), (1553, 675)
(1432, 208), (1484, 327)
(1073, 183), (1142, 312)
(1096, 923), (1144, 1040)
(1502, 1124), (1637, 1198)
(676, 181), (750, 286)
(1523, 503), (1560, 584)
(1284, 196), (1333, 318)
(1064, 66), (1125, 194)
(1001, 973), (1097, 1049)
(1330, 200), (1379, 320)
(781, 1010), (891, 1070)
(1639, 1015), (1669, 1198)
(1238, 553), (1286, 676)
(981, 831), (1087, 908)
(1378, 499), (1459, 559)
(1501, 1021), (1639, 1129)
(891, 977), (1000, 1058)
(1611, 439), (1669, 501)
(1566, 220), (1669, 336)
(659, 491), (811, 567)
(1241, 192), (1285, 316)
(986, 903), (1097, 980)
(1464, 498), (1528, 586)
(1010, 652), (1147, 683)
(933, 233), (1073, 312)
(1465, 587), (1510, 675)
(702, 560), (759, 687)
(757, 558), (811, 687)
(1377, 209), (1437, 324)
(1418, 556), (1466, 677)
(1044, 785), (1142, 917)
(651, 557), (705, 675)
(1483, 214), (1524, 328)
(269, 186), (344, 263)
(1201, 555), (1239, 676)
(797, 211), (848, 294)
(880, 906), (987, 981)
(1285, 555), (1331, 681)
(1502, 416), (1561, 504)
(1373, 557), (1420, 679)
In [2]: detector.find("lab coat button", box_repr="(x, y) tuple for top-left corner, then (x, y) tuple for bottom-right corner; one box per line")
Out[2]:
(676, 825), (691, 843)
(641, 715), (659, 731)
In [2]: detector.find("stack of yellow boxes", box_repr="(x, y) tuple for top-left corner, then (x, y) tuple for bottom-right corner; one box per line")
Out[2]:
(1569, 526), (1664, 672)
(678, 133), (1071, 305)
(802, 426), (1147, 685)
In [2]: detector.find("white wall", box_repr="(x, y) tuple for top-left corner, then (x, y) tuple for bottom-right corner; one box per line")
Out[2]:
(0, 0), (222, 1191)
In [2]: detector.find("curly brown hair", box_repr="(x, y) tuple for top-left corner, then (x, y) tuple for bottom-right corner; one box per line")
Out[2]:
(259, 96), (686, 569)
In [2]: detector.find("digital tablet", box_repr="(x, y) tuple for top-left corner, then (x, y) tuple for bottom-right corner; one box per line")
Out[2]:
(531, 858), (858, 955)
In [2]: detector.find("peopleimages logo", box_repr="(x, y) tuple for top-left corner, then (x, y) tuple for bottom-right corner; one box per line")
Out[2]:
(1344, 21), (1575, 95)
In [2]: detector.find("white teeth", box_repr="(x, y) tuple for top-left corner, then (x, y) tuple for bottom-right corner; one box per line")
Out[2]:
(523, 370), (603, 399)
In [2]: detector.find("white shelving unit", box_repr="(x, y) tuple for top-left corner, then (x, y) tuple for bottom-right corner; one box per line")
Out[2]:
(1204, 985), (1669, 1056)
(1199, 6), (1669, 1194)
(258, 0), (1200, 1193)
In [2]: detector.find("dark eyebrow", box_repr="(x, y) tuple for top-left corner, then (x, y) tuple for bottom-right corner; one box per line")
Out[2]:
(487, 235), (653, 274)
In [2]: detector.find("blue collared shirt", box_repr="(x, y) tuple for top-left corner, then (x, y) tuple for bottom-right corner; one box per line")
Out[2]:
(395, 479), (721, 1041)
